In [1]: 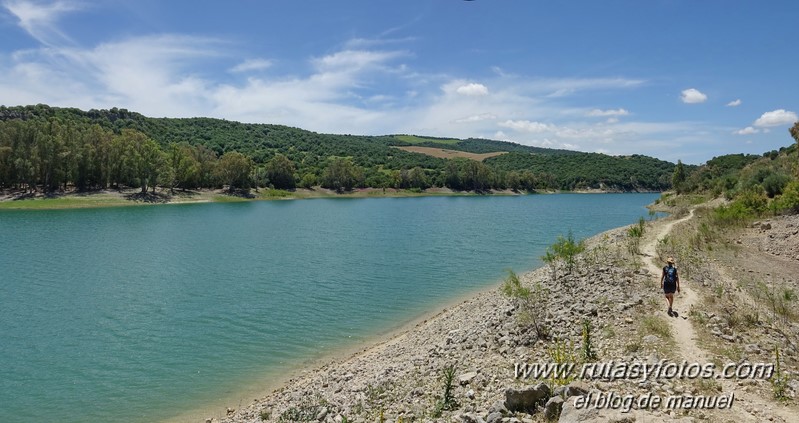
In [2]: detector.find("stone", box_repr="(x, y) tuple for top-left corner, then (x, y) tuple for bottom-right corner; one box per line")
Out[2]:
(563, 382), (589, 398)
(488, 400), (508, 414)
(466, 389), (475, 399)
(504, 383), (551, 413)
(460, 412), (486, 423)
(316, 407), (328, 421)
(460, 371), (479, 385)
(643, 334), (659, 344)
(486, 411), (503, 423)
(543, 396), (564, 420)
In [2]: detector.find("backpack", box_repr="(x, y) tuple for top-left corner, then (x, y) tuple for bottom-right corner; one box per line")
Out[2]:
(664, 266), (677, 283)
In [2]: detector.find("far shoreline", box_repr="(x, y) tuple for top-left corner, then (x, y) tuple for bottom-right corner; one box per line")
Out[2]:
(0, 186), (663, 211)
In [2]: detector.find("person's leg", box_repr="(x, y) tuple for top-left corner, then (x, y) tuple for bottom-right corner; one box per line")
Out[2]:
(665, 293), (674, 312)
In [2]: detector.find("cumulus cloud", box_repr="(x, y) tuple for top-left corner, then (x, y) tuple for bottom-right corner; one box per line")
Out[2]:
(498, 120), (554, 133)
(229, 58), (272, 73)
(734, 126), (759, 135)
(726, 99), (742, 107)
(753, 109), (798, 127)
(587, 108), (629, 117)
(455, 83), (488, 96)
(681, 88), (707, 104)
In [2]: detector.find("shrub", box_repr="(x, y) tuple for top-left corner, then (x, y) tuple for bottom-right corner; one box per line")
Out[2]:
(775, 181), (799, 213)
(543, 230), (586, 274)
(501, 270), (550, 339)
(762, 173), (791, 198)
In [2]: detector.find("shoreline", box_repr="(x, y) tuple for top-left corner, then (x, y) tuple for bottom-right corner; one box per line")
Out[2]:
(175, 220), (646, 423)
(162, 268), (538, 423)
(0, 187), (662, 211)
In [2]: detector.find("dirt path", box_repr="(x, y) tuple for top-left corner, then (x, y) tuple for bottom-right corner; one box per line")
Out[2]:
(641, 211), (799, 423)
(641, 209), (707, 362)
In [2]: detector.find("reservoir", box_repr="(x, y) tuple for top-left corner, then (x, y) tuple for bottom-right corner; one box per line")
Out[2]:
(0, 193), (658, 422)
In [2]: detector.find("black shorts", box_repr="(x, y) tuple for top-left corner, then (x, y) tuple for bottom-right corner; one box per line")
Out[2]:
(663, 281), (676, 294)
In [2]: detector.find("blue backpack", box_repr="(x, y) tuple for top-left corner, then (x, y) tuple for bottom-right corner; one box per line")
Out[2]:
(664, 266), (677, 283)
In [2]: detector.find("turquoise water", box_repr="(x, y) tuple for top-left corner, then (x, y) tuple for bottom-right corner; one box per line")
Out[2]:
(0, 193), (658, 422)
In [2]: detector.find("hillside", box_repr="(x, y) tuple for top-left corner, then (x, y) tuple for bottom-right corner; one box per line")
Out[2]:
(0, 104), (676, 194)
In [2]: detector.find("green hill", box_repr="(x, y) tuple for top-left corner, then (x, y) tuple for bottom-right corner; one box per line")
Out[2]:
(0, 104), (678, 193)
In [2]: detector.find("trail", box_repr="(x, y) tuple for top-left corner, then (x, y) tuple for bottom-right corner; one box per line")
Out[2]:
(641, 210), (799, 423)
(641, 209), (706, 362)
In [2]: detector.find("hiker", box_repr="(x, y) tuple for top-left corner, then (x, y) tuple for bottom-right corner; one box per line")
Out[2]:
(661, 257), (680, 316)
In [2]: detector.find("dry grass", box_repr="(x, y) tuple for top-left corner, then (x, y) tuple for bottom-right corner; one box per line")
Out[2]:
(393, 146), (507, 161)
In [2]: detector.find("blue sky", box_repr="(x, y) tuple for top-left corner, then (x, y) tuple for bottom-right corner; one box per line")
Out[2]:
(1, 0), (797, 164)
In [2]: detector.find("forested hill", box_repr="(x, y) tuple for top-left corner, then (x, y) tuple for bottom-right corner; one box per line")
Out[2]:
(0, 104), (677, 193)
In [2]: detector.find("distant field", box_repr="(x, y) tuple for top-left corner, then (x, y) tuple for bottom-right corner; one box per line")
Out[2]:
(395, 146), (507, 161)
(393, 135), (462, 145)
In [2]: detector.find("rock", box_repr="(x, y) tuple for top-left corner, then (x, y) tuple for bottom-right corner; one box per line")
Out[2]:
(563, 382), (589, 398)
(559, 396), (639, 423)
(466, 389), (475, 399)
(488, 400), (508, 414)
(643, 334), (660, 344)
(544, 396), (564, 420)
(761, 222), (772, 230)
(504, 383), (551, 413)
(316, 407), (328, 421)
(460, 371), (479, 385)
(486, 411), (503, 423)
(460, 412), (486, 423)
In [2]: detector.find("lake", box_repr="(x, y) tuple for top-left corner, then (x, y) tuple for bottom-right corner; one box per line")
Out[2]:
(0, 193), (659, 422)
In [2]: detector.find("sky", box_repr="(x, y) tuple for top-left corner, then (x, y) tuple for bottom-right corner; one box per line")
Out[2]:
(1, 0), (797, 164)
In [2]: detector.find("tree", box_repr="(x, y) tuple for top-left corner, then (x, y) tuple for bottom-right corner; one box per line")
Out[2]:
(120, 130), (165, 193)
(672, 160), (686, 193)
(216, 151), (253, 190)
(322, 157), (362, 192)
(265, 153), (296, 189)
(167, 143), (200, 192)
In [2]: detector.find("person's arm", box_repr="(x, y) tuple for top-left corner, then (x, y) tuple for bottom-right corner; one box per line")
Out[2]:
(676, 269), (681, 293)
(660, 268), (665, 290)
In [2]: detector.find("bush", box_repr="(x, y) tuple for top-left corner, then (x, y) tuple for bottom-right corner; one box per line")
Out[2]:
(543, 230), (586, 274)
(762, 173), (791, 198)
(775, 181), (799, 213)
(501, 270), (549, 339)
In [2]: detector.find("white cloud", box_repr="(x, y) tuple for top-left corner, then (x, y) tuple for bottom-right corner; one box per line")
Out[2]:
(453, 113), (496, 123)
(455, 83), (488, 96)
(3, 0), (81, 46)
(734, 126), (759, 135)
(498, 120), (554, 133)
(313, 49), (405, 72)
(587, 108), (629, 117)
(538, 78), (644, 98)
(753, 109), (798, 127)
(229, 58), (272, 73)
(681, 88), (707, 104)
(726, 99), (742, 107)
(493, 130), (510, 140)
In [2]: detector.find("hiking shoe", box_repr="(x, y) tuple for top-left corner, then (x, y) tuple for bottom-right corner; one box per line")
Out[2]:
(667, 308), (673, 317)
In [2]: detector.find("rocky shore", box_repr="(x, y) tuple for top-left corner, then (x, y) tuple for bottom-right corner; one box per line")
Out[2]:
(209, 207), (799, 423)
